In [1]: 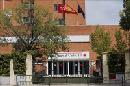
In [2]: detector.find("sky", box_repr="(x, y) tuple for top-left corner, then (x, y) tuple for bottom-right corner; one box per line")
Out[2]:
(85, 0), (123, 25)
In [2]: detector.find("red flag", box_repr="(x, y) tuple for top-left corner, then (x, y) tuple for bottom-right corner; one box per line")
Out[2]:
(58, 4), (65, 13)
(58, 4), (77, 14)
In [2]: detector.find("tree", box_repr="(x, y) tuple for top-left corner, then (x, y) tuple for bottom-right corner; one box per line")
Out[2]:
(119, 0), (130, 47)
(0, 2), (68, 75)
(119, 0), (130, 76)
(114, 30), (127, 53)
(108, 30), (126, 74)
(0, 3), (68, 57)
(108, 52), (125, 73)
(90, 26), (111, 56)
(119, 0), (130, 31)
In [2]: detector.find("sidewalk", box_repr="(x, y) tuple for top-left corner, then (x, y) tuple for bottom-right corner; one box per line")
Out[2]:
(1, 83), (129, 86)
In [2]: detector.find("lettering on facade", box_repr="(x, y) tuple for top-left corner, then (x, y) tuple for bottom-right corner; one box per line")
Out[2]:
(48, 52), (89, 61)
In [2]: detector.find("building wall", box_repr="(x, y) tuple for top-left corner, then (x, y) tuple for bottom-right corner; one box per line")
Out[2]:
(0, 0), (121, 75)
(66, 25), (120, 61)
(0, 0), (20, 9)
(0, 0), (85, 25)
(0, 25), (120, 60)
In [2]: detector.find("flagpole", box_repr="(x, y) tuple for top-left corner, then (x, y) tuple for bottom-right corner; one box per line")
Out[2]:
(75, 0), (79, 5)
(75, 0), (79, 25)
(63, 0), (65, 25)
(2, 0), (5, 10)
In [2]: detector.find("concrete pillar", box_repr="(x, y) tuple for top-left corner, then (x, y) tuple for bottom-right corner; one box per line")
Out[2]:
(10, 59), (16, 86)
(26, 54), (32, 84)
(125, 50), (130, 82)
(102, 52), (109, 83)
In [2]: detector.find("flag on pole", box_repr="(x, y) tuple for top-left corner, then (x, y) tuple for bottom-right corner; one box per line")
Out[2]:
(78, 4), (85, 19)
(65, 5), (78, 14)
(58, 4), (64, 13)
(58, 4), (78, 14)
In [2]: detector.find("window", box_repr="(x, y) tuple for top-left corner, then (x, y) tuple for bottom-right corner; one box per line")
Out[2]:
(21, 0), (34, 3)
(58, 18), (65, 25)
(54, 4), (58, 11)
(23, 3), (34, 10)
(22, 17), (34, 24)
(22, 17), (30, 24)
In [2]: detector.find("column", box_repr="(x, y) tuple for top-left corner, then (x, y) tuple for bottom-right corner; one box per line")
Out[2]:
(102, 52), (109, 83)
(125, 50), (130, 83)
(68, 61), (69, 76)
(78, 61), (80, 75)
(26, 54), (32, 85)
(63, 62), (65, 75)
(46, 62), (48, 75)
(10, 59), (16, 86)
(57, 62), (59, 75)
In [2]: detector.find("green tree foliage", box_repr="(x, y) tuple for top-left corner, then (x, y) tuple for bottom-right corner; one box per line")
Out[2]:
(12, 52), (26, 74)
(0, 52), (26, 75)
(114, 30), (127, 53)
(0, 3), (68, 57)
(0, 54), (10, 76)
(119, 0), (130, 31)
(119, 0), (130, 47)
(90, 26), (111, 56)
(108, 52), (125, 73)
(108, 30), (126, 74)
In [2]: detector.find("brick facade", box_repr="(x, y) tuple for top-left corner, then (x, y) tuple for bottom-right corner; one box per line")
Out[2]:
(0, 0), (121, 61)
(0, 0), (121, 75)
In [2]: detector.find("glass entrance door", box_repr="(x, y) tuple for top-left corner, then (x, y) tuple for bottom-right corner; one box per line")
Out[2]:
(59, 61), (63, 74)
(74, 61), (78, 74)
(48, 60), (89, 76)
(64, 61), (68, 75)
(69, 61), (73, 75)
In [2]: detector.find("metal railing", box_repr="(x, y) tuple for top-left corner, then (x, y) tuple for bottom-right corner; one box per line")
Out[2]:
(16, 73), (130, 86)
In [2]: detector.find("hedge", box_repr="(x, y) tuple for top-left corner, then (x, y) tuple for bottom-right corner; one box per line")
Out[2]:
(0, 52), (26, 76)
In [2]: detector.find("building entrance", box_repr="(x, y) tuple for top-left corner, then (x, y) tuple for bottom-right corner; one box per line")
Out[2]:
(48, 61), (89, 76)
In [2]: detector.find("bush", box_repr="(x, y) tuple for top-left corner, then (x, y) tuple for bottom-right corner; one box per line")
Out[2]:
(0, 52), (26, 76)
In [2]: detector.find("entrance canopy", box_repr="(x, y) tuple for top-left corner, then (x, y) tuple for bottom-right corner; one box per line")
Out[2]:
(48, 52), (89, 61)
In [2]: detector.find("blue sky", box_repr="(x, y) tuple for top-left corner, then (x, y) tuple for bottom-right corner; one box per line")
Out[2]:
(85, 0), (123, 25)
